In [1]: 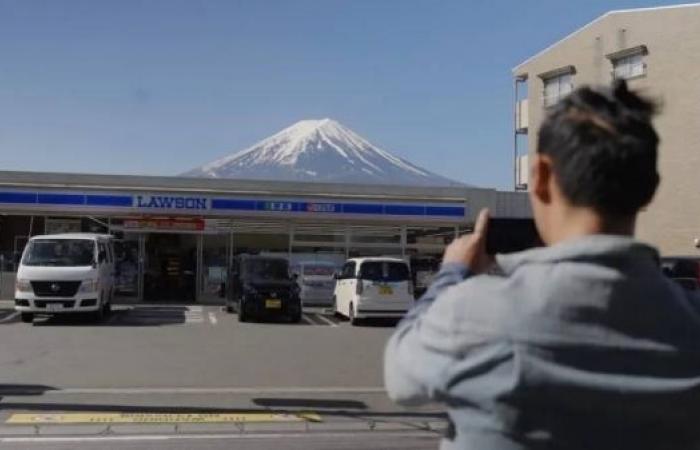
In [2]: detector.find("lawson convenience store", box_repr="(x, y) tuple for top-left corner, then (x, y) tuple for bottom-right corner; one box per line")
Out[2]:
(0, 170), (531, 303)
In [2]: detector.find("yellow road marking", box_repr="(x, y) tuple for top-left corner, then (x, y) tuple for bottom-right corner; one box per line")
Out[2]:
(6, 412), (322, 425)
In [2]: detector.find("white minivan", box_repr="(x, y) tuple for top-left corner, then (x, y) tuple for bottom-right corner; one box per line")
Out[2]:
(333, 257), (413, 325)
(14, 233), (116, 323)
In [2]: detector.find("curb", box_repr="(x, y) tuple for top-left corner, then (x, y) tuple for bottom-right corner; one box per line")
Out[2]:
(0, 418), (447, 437)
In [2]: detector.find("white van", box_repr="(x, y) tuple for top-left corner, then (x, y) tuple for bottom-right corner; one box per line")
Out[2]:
(295, 261), (337, 306)
(333, 257), (413, 325)
(14, 233), (115, 323)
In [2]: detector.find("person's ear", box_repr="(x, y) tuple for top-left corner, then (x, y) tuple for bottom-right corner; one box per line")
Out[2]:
(531, 153), (553, 205)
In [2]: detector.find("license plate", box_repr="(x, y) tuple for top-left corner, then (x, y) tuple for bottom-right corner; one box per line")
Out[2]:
(265, 299), (282, 309)
(46, 303), (63, 311)
(379, 286), (393, 295)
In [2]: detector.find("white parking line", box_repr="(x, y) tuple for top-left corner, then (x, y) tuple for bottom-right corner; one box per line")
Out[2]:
(301, 314), (315, 325)
(0, 311), (19, 323)
(314, 314), (339, 327)
(185, 314), (203, 324)
(208, 312), (218, 325)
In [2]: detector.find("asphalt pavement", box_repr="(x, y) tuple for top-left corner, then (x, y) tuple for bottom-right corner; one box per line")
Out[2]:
(0, 301), (446, 449)
(0, 304), (397, 388)
(0, 431), (441, 449)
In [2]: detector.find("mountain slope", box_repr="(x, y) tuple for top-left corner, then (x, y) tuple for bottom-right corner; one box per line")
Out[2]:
(182, 118), (461, 186)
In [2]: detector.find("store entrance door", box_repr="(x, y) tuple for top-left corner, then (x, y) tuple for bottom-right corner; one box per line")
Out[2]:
(113, 235), (144, 303)
(144, 233), (197, 303)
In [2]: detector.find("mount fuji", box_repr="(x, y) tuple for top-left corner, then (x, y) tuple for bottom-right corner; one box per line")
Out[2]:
(182, 119), (461, 186)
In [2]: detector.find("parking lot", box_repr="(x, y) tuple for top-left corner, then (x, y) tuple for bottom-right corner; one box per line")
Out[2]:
(1, 304), (348, 328)
(0, 300), (443, 447)
(0, 301), (402, 386)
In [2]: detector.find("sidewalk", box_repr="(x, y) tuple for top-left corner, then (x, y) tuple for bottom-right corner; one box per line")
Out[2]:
(0, 413), (447, 437)
(0, 389), (447, 438)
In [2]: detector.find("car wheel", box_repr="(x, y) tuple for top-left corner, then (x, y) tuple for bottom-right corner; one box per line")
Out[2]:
(349, 303), (360, 326)
(20, 312), (34, 323)
(225, 304), (234, 314)
(92, 303), (105, 322)
(332, 296), (340, 318)
(290, 305), (302, 323)
(238, 299), (248, 322)
(103, 291), (112, 316)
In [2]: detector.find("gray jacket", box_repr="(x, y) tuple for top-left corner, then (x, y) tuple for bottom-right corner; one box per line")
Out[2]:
(385, 235), (700, 449)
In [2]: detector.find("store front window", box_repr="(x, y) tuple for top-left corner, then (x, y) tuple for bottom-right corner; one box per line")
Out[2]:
(143, 233), (197, 302)
(0, 215), (44, 299)
(348, 225), (403, 258)
(290, 224), (346, 272)
(42, 218), (465, 304)
(113, 234), (142, 302)
(406, 225), (458, 297)
(200, 234), (231, 304)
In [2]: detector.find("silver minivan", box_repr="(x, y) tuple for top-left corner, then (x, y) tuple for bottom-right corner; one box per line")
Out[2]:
(294, 261), (337, 306)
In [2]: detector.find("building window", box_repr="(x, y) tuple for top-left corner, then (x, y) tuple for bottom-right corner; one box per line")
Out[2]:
(543, 72), (574, 107)
(607, 45), (648, 80)
(612, 53), (646, 79)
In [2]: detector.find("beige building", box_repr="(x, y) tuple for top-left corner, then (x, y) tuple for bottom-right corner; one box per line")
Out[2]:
(513, 3), (700, 255)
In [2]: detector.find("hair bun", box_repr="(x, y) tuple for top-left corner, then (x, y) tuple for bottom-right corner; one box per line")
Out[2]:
(613, 79), (629, 97)
(612, 79), (657, 118)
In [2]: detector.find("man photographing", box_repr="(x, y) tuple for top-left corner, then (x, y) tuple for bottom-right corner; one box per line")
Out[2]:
(385, 81), (700, 450)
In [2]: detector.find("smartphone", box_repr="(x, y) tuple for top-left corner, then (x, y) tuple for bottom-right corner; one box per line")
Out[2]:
(485, 218), (542, 255)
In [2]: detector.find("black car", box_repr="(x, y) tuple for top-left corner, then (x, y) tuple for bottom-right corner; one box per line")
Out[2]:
(226, 255), (302, 323)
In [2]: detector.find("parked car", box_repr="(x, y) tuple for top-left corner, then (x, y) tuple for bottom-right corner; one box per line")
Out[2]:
(226, 254), (302, 323)
(410, 256), (440, 298)
(333, 257), (413, 325)
(660, 256), (700, 291)
(14, 233), (116, 323)
(293, 261), (337, 306)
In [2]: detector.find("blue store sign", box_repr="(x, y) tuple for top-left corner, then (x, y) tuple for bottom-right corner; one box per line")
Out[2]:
(0, 190), (466, 219)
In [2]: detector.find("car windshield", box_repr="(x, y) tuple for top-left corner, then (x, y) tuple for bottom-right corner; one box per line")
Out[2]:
(302, 264), (335, 277)
(21, 239), (95, 267)
(359, 261), (410, 282)
(244, 259), (290, 280)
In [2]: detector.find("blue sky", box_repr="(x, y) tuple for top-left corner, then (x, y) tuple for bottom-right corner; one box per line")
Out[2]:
(0, 0), (686, 189)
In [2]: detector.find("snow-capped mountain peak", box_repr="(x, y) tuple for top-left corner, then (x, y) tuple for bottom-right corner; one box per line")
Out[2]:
(183, 119), (460, 186)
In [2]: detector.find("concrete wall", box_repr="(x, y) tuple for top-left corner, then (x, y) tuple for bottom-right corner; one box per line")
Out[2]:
(514, 5), (700, 254)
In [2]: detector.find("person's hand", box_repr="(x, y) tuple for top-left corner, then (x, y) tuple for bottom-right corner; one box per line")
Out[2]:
(442, 208), (493, 274)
